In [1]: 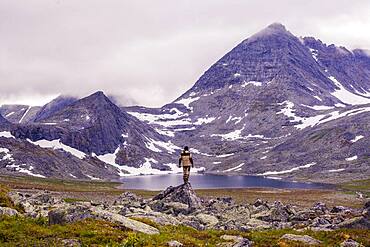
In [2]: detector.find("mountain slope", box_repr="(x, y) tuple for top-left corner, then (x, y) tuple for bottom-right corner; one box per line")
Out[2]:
(126, 23), (370, 182)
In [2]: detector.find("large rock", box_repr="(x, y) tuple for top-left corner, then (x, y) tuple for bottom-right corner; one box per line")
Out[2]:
(151, 183), (203, 213)
(48, 205), (160, 235)
(196, 213), (219, 228)
(48, 205), (94, 225)
(280, 234), (322, 245)
(219, 235), (253, 247)
(337, 216), (370, 230)
(0, 206), (19, 216)
(340, 239), (361, 247)
(92, 207), (160, 235)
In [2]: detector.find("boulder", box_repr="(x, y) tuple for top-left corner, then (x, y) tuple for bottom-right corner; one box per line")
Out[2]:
(331, 206), (351, 213)
(48, 205), (160, 235)
(0, 206), (19, 216)
(196, 213), (219, 228)
(152, 183), (202, 212)
(280, 234), (322, 245)
(337, 216), (370, 229)
(219, 235), (253, 247)
(167, 240), (183, 247)
(340, 239), (361, 247)
(114, 191), (144, 208)
(60, 239), (81, 247)
(255, 201), (292, 222)
(312, 202), (329, 214)
(48, 205), (93, 225)
(91, 207), (160, 235)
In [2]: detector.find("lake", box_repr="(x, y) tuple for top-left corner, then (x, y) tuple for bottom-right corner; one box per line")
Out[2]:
(119, 173), (333, 190)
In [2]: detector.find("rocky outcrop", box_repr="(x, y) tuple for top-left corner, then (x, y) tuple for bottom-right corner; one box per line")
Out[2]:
(0, 206), (19, 216)
(48, 205), (160, 235)
(151, 183), (203, 214)
(219, 235), (253, 247)
(280, 234), (322, 245)
(5, 184), (370, 238)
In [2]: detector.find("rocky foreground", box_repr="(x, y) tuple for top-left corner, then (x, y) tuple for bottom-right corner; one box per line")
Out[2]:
(1, 183), (369, 246)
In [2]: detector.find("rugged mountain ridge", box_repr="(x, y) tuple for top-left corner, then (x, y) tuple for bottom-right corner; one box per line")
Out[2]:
(1, 23), (369, 182)
(126, 23), (370, 182)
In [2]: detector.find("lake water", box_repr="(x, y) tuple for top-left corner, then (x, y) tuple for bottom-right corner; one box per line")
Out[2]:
(119, 174), (333, 190)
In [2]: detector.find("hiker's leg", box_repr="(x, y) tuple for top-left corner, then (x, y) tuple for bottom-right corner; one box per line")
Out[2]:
(183, 166), (190, 183)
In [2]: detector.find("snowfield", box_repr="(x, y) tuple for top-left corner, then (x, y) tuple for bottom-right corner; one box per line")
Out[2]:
(258, 162), (317, 176)
(29, 139), (86, 159)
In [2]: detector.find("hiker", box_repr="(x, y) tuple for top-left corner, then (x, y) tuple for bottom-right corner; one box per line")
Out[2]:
(178, 146), (194, 183)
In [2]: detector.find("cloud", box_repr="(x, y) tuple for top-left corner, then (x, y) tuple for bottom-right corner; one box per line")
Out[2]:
(1, 0), (369, 107)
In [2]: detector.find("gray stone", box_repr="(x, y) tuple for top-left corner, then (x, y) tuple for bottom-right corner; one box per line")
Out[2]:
(196, 213), (219, 227)
(167, 240), (183, 247)
(152, 183), (203, 212)
(280, 234), (322, 245)
(219, 235), (253, 247)
(337, 216), (370, 230)
(340, 239), (361, 247)
(60, 239), (81, 247)
(0, 206), (19, 216)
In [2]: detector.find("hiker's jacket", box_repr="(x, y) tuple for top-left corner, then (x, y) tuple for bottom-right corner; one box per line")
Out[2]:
(179, 150), (193, 167)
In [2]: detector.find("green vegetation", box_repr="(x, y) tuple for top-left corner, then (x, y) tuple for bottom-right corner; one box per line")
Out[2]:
(0, 174), (123, 194)
(0, 215), (369, 246)
(340, 179), (370, 198)
(0, 184), (24, 213)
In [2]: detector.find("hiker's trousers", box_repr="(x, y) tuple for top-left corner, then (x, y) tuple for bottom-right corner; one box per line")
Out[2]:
(183, 166), (191, 183)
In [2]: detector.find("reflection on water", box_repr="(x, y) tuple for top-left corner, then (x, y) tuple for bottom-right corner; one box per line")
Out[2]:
(119, 174), (332, 190)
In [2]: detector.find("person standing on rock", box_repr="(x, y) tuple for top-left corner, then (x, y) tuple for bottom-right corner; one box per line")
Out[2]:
(178, 146), (194, 184)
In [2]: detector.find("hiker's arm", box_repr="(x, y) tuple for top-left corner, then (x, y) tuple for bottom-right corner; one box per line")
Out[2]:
(178, 157), (182, 167)
(190, 157), (194, 167)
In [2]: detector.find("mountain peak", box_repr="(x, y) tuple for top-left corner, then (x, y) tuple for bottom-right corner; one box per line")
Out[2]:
(267, 22), (287, 31)
(246, 22), (293, 43)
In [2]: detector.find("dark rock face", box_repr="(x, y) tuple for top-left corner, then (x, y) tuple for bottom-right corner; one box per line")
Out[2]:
(34, 95), (77, 122)
(0, 105), (41, 124)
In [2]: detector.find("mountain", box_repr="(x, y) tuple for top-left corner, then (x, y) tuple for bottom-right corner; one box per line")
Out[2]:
(0, 113), (11, 129)
(126, 23), (370, 183)
(0, 105), (41, 124)
(3, 91), (181, 179)
(1, 23), (369, 182)
(33, 95), (77, 122)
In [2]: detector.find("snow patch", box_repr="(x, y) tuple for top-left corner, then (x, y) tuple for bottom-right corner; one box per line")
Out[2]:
(5, 112), (14, 117)
(328, 168), (345, 173)
(216, 153), (234, 158)
(241, 81), (263, 87)
(194, 117), (215, 125)
(301, 104), (334, 111)
(313, 96), (322, 101)
(350, 135), (364, 143)
(0, 131), (15, 139)
(145, 137), (181, 154)
(224, 163), (244, 172)
(309, 48), (319, 61)
(86, 174), (100, 180)
(329, 76), (370, 105)
(258, 162), (316, 175)
(175, 96), (200, 111)
(19, 106), (31, 123)
(29, 139), (86, 159)
(6, 164), (45, 178)
(345, 156), (358, 161)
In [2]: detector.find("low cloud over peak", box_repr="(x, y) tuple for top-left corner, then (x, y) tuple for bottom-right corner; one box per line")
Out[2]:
(1, 0), (370, 107)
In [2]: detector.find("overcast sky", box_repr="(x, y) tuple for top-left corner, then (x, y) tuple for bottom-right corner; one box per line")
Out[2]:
(1, 0), (370, 107)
